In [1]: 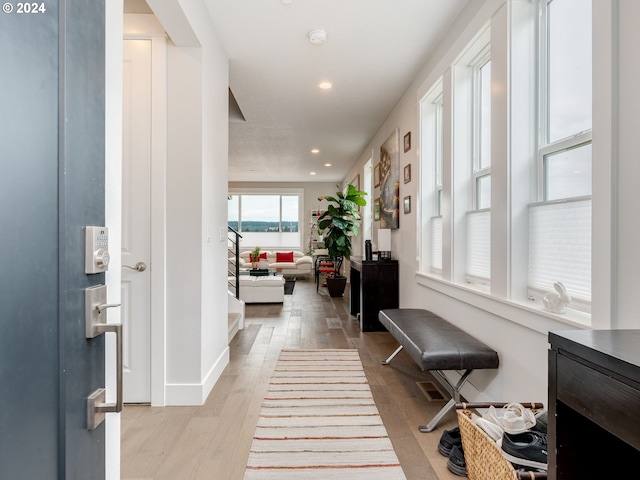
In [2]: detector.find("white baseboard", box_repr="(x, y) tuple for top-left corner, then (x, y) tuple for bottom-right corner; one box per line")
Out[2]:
(165, 347), (230, 405)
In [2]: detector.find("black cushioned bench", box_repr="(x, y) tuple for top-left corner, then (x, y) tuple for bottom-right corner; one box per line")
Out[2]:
(379, 308), (499, 433)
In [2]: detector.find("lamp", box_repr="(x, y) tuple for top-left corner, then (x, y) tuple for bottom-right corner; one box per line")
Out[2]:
(378, 229), (391, 260)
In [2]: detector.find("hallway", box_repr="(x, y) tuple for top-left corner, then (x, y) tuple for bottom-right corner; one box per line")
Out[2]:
(121, 277), (460, 479)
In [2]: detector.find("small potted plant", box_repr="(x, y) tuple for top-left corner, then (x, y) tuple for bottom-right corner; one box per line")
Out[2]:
(317, 183), (367, 296)
(250, 246), (261, 269)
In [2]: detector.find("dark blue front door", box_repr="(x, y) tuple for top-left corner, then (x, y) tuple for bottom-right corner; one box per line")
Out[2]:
(0, 1), (108, 478)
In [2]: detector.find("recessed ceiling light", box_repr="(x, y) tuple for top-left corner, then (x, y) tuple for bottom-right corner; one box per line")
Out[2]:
(281, 0), (294, 4)
(311, 149), (320, 154)
(319, 82), (332, 90)
(308, 29), (327, 44)
(310, 172), (316, 175)
(325, 163), (331, 167)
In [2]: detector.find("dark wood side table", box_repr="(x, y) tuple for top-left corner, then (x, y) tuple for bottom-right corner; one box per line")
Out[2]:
(548, 329), (640, 479)
(350, 257), (398, 332)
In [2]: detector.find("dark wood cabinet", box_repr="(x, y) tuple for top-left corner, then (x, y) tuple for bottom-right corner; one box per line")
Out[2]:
(350, 258), (398, 332)
(548, 330), (640, 479)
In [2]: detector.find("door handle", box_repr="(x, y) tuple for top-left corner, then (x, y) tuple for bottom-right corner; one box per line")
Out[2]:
(85, 285), (123, 430)
(123, 261), (146, 272)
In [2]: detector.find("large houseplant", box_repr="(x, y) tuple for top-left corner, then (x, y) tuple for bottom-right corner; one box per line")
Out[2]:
(317, 183), (367, 296)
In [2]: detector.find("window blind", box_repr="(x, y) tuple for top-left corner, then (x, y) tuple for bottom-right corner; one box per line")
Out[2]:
(528, 198), (591, 302)
(466, 209), (491, 282)
(431, 216), (442, 272)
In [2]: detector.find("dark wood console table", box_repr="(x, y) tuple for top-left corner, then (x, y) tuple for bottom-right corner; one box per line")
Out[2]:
(350, 257), (398, 332)
(548, 329), (640, 479)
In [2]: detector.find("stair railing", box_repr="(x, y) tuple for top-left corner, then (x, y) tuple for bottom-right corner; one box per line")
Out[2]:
(228, 226), (242, 299)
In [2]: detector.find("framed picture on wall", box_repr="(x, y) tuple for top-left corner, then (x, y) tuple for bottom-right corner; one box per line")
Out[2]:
(350, 174), (361, 212)
(404, 131), (411, 152)
(374, 197), (381, 220)
(350, 174), (360, 191)
(374, 164), (381, 188)
(404, 164), (411, 184)
(379, 128), (400, 229)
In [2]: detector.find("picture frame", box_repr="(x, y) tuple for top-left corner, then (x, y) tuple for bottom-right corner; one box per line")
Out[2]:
(404, 131), (411, 153)
(404, 164), (411, 184)
(350, 173), (360, 191)
(379, 128), (400, 229)
(374, 197), (381, 221)
(403, 196), (411, 214)
(350, 174), (361, 213)
(374, 163), (381, 188)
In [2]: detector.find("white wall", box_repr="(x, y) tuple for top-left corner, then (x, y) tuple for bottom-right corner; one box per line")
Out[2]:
(137, 0), (231, 405)
(344, 0), (640, 404)
(613, 0), (640, 329)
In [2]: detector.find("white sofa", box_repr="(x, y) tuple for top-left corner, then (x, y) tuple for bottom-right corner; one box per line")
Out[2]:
(235, 275), (285, 304)
(238, 250), (313, 276)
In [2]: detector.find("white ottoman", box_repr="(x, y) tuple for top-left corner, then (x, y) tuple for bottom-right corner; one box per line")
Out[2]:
(238, 275), (285, 304)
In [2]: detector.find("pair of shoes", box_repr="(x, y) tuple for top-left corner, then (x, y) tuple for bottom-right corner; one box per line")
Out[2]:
(438, 427), (467, 477)
(498, 430), (548, 471)
(446, 444), (468, 477)
(437, 427), (462, 457)
(478, 403), (536, 438)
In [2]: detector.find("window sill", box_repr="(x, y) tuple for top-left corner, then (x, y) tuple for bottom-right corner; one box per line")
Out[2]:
(415, 272), (591, 335)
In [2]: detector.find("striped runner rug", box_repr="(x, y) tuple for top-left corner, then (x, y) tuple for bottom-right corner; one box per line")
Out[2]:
(243, 349), (407, 479)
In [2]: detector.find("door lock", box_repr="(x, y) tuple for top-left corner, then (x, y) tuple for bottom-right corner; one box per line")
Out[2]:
(85, 285), (123, 429)
(85, 226), (110, 274)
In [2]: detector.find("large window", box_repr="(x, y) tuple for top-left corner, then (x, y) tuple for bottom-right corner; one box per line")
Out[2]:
(419, 81), (443, 274)
(473, 56), (492, 210)
(433, 95), (444, 272)
(466, 47), (491, 286)
(528, 0), (592, 310)
(228, 191), (302, 249)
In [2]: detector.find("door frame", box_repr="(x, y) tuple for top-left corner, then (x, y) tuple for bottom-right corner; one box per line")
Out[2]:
(123, 32), (168, 407)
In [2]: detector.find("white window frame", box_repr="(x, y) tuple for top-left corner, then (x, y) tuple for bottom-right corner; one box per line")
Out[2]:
(435, 94), (444, 217)
(415, 1), (614, 331)
(465, 44), (492, 286)
(471, 51), (492, 211)
(418, 80), (444, 275)
(528, 0), (593, 311)
(228, 188), (304, 250)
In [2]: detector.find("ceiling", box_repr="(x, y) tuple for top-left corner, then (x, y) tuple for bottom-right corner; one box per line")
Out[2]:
(127, 0), (470, 183)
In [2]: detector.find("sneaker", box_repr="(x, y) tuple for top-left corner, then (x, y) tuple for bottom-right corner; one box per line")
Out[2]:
(485, 403), (536, 435)
(506, 403), (536, 434)
(498, 430), (548, 470)
(472, 412), (503, 442)
(438, 427), (462, 457)
(446, 444), (468, 477)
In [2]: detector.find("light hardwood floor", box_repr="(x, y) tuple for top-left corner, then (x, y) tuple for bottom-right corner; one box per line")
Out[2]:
(121, 277), (462, 480)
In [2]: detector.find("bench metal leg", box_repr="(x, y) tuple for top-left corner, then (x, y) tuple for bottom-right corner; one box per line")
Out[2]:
(419, 369), (473, 433)
(381, 345), (404, 365)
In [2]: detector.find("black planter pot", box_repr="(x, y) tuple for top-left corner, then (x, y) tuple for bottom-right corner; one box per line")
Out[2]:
(326, 275), (347, 297)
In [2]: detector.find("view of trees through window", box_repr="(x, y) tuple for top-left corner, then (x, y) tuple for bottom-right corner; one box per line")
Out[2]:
(228, 194), (299, 232)
(228, 192), (302, 249)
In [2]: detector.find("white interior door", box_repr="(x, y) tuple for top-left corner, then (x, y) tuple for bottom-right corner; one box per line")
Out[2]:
(122, 39), (152, 403)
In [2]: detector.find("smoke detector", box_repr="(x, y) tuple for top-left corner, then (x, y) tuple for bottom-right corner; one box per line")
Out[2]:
(308, 29), (327, 44)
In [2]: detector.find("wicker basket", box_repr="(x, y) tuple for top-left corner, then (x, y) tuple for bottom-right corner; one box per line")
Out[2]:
(456, 404), (547, 480)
